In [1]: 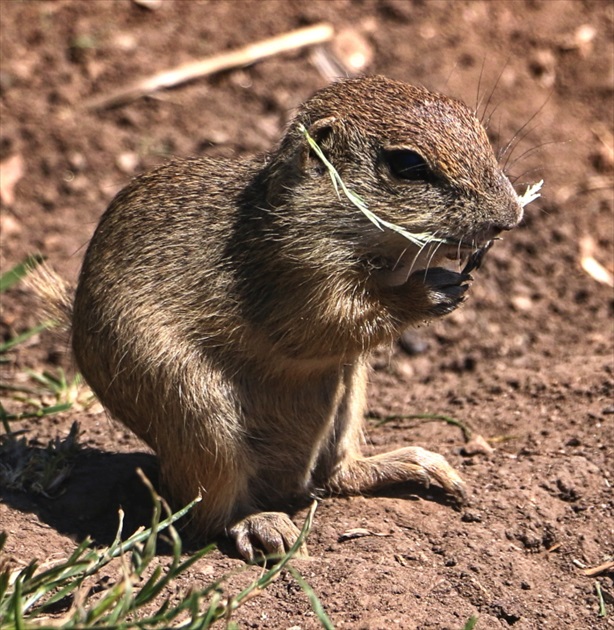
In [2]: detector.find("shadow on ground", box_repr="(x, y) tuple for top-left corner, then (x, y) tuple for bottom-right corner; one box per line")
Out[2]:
(1, 449), (159, 546)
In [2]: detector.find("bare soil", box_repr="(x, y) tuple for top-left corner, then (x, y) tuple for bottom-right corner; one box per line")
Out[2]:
(1, 1), (613, 628)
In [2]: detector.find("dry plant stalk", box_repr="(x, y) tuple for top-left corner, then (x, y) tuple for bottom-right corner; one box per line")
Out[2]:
(582, 560), (614, 577)
(85, 23), (334, 110)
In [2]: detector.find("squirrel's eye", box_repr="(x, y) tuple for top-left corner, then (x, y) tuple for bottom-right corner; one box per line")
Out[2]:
(385, 149), (432, 182)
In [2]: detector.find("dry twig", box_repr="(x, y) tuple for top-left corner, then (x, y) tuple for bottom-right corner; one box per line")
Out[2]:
(84, 23), (334, 110)
(582, 560), (614, 577)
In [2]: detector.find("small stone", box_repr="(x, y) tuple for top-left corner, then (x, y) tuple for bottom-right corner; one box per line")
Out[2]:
(461, 434), (494, 457)
(0, 213), (21, 237)
(113, 33), (138, 52)
(398, 330), (429, 355)
(332, 28), (374, 73)
(529, 49), (557, 89)
(511, 294), (533, 312)
(560, 24), (597, 57)
(131, 0), (162, 9)
(68, 152), (87, 172)
(116, 151), (140, 174)
(0, 153), (24, 205)
(461, 511), (483, 523)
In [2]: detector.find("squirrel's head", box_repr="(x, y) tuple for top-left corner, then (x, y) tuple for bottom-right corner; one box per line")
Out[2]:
(265, 76), (523, 281)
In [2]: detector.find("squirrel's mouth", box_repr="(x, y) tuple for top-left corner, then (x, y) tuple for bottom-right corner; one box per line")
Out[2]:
(370, 238), (494, 287)
(441, 239), (494, 274)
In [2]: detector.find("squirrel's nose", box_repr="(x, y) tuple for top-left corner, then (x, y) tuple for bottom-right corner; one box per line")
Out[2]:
(499, 198), (524, 231)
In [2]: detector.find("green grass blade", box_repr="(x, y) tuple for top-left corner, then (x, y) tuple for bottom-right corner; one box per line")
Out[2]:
(0, 323), (48, 354)
(0, 402), (73, 422)
(371, 412), (473, 441)
(227, 500), (318, 619)
(0, 254), (44, 293)
(198, 590), (224, 629)
(462, 615), (478, 630)
(595, 580), (607, 617)
(173, 543), (217, 576)
(288, 566), (334, 629)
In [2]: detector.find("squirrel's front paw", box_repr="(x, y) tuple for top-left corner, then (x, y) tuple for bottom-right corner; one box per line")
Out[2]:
(229, 511), (308, 562)
(412, 267), (471, 317)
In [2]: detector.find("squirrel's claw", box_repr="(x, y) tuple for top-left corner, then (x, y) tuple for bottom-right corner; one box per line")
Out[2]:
(416, 267), (472, 317)
(229, 511), (308, 562)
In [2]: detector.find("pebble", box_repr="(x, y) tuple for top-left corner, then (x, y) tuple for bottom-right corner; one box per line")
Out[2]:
(116, 151), (140, 174)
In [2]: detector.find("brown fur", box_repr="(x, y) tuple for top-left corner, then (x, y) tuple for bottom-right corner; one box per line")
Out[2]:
(37, 77), (522, 560)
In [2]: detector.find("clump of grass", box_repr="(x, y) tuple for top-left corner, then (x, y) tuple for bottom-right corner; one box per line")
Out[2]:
(3, 368), (94, 416)
(0, 367), (83, 494)
(0, 477), (328, 628)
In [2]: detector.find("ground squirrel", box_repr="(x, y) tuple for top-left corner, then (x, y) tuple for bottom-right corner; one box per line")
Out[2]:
(39, 76), (523, 560)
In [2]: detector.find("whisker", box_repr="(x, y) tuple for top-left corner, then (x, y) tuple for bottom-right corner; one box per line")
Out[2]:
(408, 239), (430, 277)
(498, 120), (540, 164)
(506, 139), (566, 173)
(484, 100), (504, 133)
(500, 92), (553, 171)
(427, 240), (444, 271)
(475, 56), (487, 117)
(392, 247), (408, 272)
(510, 167), (547, 185)
(480, 57), (510, 126)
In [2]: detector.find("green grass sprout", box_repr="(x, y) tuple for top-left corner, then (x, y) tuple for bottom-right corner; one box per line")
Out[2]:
(0, 485), (328, 628)
(369, 412), (473, 442)
(288, 565), (334, 630)
(595, 580), (607, 618)
(0, 256), (52, 355)
(0, 474), (205, 627)
(0, 254), (44, 294)
(462, 615), (479, 630)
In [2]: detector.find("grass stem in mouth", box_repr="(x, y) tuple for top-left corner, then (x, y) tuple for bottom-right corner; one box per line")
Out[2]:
(301, 125), (455, 249)
(301, 125), (543, 248)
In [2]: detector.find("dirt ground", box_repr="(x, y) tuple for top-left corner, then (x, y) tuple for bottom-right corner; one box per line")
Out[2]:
(1, 0), (613, 628)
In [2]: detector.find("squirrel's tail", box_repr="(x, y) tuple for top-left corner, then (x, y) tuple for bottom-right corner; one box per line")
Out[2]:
(24, 262), (74, 332)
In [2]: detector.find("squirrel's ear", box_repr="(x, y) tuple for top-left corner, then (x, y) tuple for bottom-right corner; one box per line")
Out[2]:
(301, 116), (337, 174)
(265, 116), (338, 207)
